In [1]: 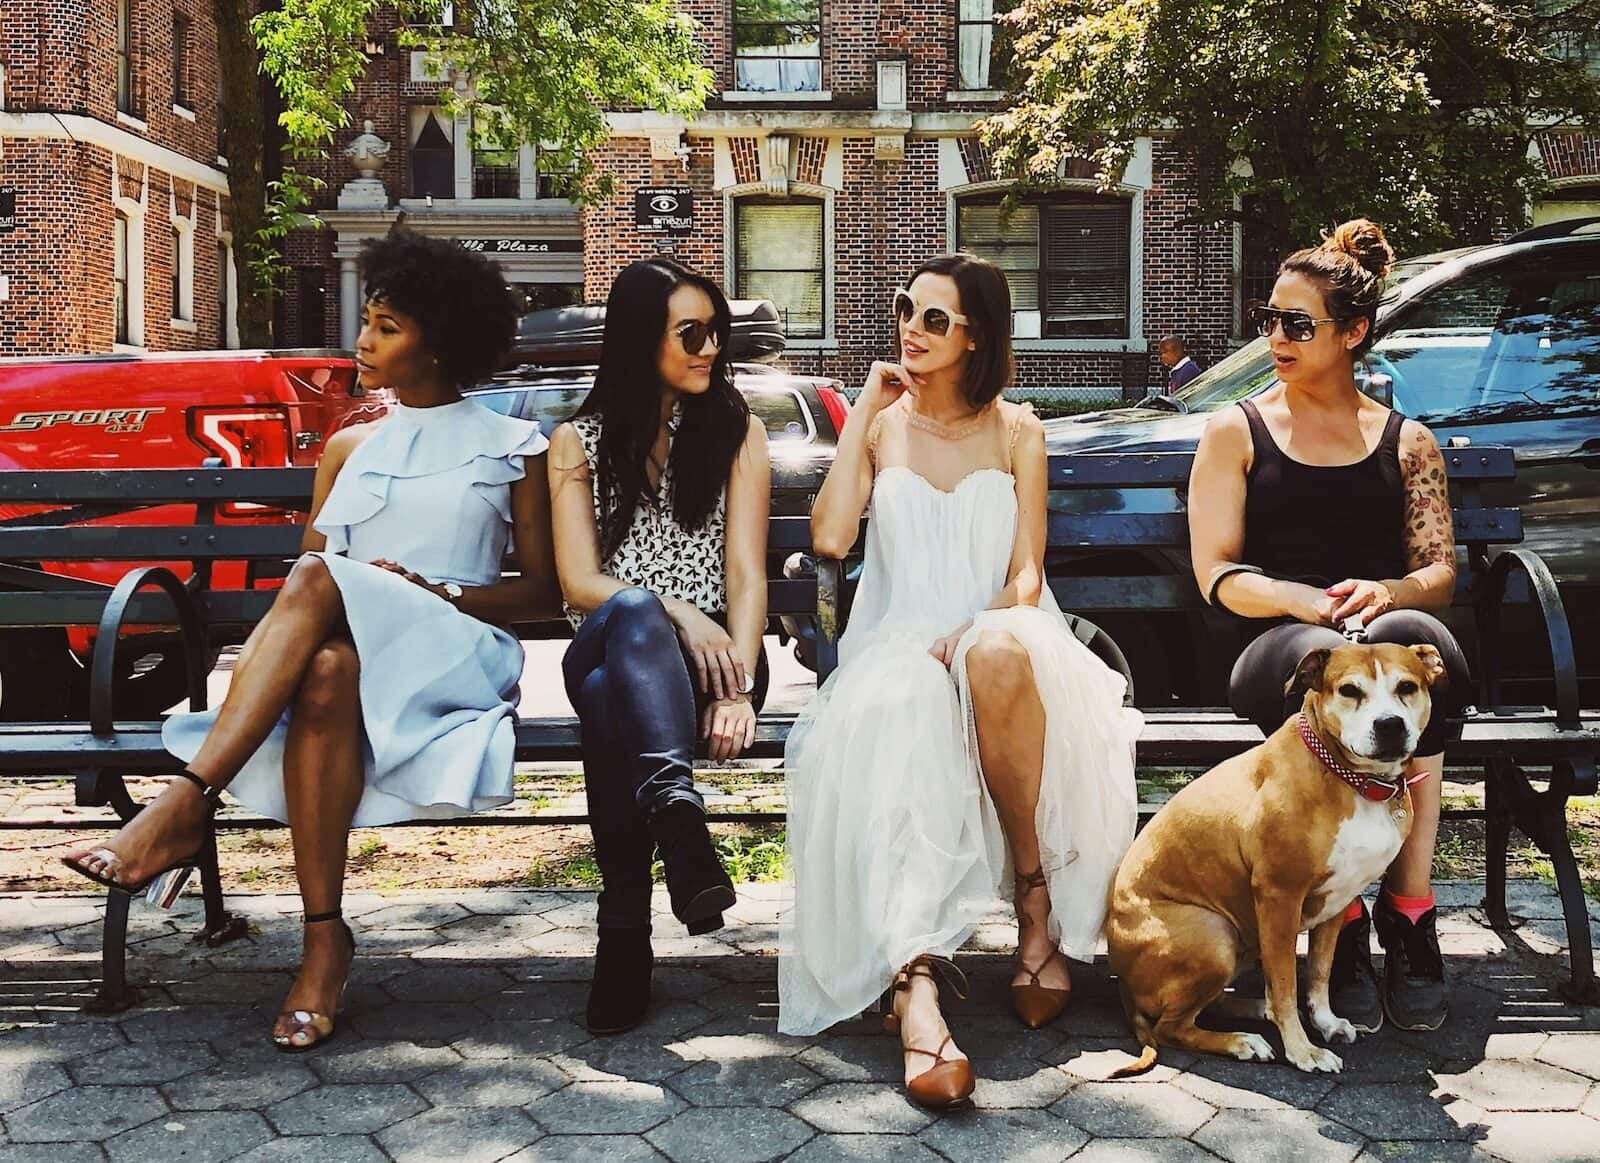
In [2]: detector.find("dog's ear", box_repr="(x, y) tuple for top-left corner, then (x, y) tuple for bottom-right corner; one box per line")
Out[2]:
(1411, 643), (1447, 689)
(1286, 648), (1332, 699)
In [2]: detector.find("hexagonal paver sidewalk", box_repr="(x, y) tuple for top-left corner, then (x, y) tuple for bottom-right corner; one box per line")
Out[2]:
(1, 881), (1597, 1160)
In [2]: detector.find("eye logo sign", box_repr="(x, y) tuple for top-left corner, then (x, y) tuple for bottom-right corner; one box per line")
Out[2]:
(649, 193), (681, 214)
(0, 407), (165, 434)
(635, 187), (694, 236)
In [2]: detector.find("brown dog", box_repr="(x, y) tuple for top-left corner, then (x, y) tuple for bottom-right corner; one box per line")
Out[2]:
(1106, 642), (1447, 1074)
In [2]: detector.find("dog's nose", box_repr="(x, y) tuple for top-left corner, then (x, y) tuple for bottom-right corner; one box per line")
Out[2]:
(1372, 715), (1407, 746)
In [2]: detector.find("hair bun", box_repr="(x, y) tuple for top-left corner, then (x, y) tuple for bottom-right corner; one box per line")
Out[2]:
(1321, 218), (1394, 280)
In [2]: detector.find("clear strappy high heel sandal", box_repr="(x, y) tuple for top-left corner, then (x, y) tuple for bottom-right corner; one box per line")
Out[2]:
(60, 768), (222, 909)
(273, 909), (357, 1054)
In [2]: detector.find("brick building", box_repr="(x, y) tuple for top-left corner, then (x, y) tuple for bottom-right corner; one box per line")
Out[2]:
(0, 0), (235, 356)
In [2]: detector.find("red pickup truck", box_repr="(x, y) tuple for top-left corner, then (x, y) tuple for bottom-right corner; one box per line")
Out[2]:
(0, 349), (386, 720)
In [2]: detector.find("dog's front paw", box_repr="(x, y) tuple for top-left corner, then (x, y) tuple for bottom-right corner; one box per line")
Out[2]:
(1311, 1008), (1358, 1045)
(1286, 1044), (1343, 1074)
(1228, 1033), (1275, 1062)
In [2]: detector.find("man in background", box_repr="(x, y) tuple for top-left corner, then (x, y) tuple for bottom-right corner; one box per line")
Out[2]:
(1159, 336), (1202, 392)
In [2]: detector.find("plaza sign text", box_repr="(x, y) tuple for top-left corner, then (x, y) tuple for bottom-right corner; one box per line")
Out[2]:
(456, 238), (582, 254)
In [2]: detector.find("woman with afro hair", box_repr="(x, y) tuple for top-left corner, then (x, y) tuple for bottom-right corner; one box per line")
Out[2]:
(62, 228), (559, 1051)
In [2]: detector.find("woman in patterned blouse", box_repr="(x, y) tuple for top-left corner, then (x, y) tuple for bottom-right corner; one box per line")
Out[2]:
(548, 257), (771, 1035)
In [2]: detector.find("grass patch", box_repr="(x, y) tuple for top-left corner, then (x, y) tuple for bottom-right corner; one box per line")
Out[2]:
(520, 851), (603, 889)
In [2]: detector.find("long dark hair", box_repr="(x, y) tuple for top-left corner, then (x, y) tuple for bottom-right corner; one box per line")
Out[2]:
(577, 257), (750, 559)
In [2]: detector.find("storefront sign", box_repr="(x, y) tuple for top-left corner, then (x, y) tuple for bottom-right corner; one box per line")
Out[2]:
(635, 187), (693, 235)
(0, 188), (16, 234)
(457, 238), (582, 254)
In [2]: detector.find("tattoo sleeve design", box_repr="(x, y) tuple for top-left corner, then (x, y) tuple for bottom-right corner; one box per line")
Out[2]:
(1401, 427), (1455, 573)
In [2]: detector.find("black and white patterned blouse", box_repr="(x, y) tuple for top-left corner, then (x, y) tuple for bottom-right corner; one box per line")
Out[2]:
(564, 408), (728, 629)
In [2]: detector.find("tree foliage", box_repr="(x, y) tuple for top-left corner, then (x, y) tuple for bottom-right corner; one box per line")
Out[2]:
(981, 0), (1600, 256)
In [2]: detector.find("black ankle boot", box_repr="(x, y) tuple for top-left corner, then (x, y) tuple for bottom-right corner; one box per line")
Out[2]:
(586, 927), (654, 1035)
(1329, 900), (1383, 1034)
(1373, 896), (1448, 1031)
(649, 801), (735, 931)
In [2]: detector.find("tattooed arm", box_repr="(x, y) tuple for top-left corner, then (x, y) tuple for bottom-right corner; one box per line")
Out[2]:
(1328, 420), (1456, 622)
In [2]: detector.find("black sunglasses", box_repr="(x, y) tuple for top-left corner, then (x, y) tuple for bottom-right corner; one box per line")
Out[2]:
(1248, 305), (1342, 344)
(673, 318), (726, 355)
(893, 290), (970, 338)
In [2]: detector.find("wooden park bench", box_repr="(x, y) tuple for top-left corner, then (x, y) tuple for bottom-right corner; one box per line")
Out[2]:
(0, 446), (1595, 1013)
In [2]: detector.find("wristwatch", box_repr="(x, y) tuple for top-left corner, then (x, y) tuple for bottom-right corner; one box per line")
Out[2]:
(441, 582), (464, 605)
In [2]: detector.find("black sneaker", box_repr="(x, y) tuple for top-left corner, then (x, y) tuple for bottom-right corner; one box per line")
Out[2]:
(1373, 897), (1449, 1031)
(1329, 900), (1384, 1034)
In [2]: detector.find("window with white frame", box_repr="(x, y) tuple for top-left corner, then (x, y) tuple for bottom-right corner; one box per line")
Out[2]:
(733, 0), (822, 93)
(171, 220), (194, 324)
(116, 0), (134, 114)
(956, 0), (1015, 91)
(471, 112), (520, 198)
(957, 196), (1132, 338)
(734, 198), (825, 338)
(115, 212), (132, 344)
(410, 107), (454, 198)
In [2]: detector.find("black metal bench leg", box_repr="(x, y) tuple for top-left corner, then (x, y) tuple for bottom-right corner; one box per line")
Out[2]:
(1544, 819), (1600, 1006)
(1483, 759), (1513, 931)
(193, 831), (249, 948)
(83, 891), (142, 1015)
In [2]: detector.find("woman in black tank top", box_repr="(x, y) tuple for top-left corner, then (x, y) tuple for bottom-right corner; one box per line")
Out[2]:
(1187, 219), (1467, 1037)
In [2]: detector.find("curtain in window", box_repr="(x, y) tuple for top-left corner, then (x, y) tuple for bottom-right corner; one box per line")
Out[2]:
(736, 201), (825, 337)
(958, 0), (996, 89)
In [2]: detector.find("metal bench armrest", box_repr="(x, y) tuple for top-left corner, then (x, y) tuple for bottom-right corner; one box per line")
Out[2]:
(89, 567), (209, 736)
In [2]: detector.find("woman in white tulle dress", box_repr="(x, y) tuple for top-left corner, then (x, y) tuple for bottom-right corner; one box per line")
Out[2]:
(780, 254), (1141, 1107)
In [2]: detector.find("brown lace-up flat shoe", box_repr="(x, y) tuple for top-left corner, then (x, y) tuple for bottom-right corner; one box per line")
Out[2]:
(882, 955), (975, 1109)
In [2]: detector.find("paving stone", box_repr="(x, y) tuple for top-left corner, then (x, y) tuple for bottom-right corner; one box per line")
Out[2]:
(651, 966), (726, 1003)
(555, 1037), (700, 1083)
(1476, 1111), (1600, 1163)
(1354, 1143), (1488, 1162)
(1192, 1109), (1366, 1163)
(675, 1031), (813, 1062)
(103, 1110), (273, 1162)
(306, 1038), (461, 1083)
(1481, 1033), (1550, 1060)
(456, 889), (574, 917)
(229, 1135), (389, 1162)
(70, 1041), (216, 1086)
(1051, 1080), (1216, 1137)
(1317, 1083), (1475, 1140)
(164, 972), (291, 1007)
(504, 1134), (664, 1162)
(0, 1063), (70, 1115)
(0, 1022), (126, 1065)
(6, 1085), (167, 1143)
(796, 1037), (903, 1083)
(117, 1005), (261, 1046)
(346, 1002), (488, 1044)
(1327, 1036), (1446, 1084)
(646, 1106), (813, 1162)
(1070, 1141), (1232, 1163)
(1049, 1042), (1189, 1084)
(1535, 1032), (1600, 1080)
(265, 1083), (426, 1135)
(968, 1058), (1077, 1109)
(161, 1059), (318, 1111)
(784, 1134), (947, 1162)
(917, 1109), (1088, 1162)
(0, 1146), (110, 1162)
(376, 1106), (542, 1162)
(667, 1056), (825, 1107)
(378, 964), (511, 1004)
(789, 1083), (934, 1134)
(354, 902), (471, 930)
(1172, 1061), (1340, 1112)
(524, 1080), (686, 1134)
(539, 900), (599, 930)
(476, 981), (590, 1023)
(451, 1018), (593, 1059)
(1582, 1084), (1600, 1119)
(412, 1058), (569, 1107)
(1435, 1058), (1594, 1112)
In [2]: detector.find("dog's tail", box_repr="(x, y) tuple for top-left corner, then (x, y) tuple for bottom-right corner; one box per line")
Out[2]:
(1111, 1012), (1160, 1079)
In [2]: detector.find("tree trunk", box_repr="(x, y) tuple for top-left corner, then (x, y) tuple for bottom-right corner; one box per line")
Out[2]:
(213, 0), (274, 347)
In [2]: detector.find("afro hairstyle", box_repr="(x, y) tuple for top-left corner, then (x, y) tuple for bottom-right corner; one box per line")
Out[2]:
(358, 228), (519, 389)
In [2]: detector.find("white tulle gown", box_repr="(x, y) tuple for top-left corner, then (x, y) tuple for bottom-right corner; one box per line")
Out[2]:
(779, 398), (1142, 1036)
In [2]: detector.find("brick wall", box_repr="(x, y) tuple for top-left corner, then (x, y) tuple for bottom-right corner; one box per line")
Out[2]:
(1, 0), (230, 355)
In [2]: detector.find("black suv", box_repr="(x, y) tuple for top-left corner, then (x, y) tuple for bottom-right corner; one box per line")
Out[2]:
(1042, 218), (1600, 704)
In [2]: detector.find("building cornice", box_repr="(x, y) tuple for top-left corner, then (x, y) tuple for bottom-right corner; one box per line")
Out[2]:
(0, 111), (230, 194)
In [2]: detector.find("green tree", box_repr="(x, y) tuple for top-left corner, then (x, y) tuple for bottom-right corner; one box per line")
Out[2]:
(221, 0), (712, 345)
(981, 0), (1600, 257)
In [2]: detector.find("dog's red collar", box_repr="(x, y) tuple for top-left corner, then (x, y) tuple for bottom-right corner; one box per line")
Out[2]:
(1297, 714), (1426, 803)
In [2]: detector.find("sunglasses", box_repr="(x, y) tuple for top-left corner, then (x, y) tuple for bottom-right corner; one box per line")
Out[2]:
(673, 318), (725, 355)
(1248, 305), (1342, 344)
(893, 290), (970, 338)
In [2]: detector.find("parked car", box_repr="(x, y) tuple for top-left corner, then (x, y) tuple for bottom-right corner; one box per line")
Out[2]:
(1043, 218), (1600, 705)
(0, 349), (384, 720)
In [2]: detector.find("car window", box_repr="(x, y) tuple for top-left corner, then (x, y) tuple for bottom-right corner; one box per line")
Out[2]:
(745, 389), (814, 442)
(470, 385), (590, 435)
(1375, 260), (1600, 423)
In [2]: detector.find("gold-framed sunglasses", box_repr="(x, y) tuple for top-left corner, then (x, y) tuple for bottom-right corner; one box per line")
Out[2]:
(893, 290), (970, 337)
(673, 318), (726, 355)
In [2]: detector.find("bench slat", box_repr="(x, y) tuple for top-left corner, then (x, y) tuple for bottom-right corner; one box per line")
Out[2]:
(1044, 508), (1522, 549)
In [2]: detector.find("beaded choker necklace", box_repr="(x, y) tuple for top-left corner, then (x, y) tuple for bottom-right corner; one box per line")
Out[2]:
(904, 403), (991, 440)
(1297, 714), (1428, 803)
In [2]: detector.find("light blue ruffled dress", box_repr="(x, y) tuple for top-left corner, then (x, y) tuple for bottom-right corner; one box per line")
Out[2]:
(161, 398), (549, 827)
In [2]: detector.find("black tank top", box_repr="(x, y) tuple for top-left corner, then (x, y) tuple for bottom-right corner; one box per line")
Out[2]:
(1239, 400), (1408, 589)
